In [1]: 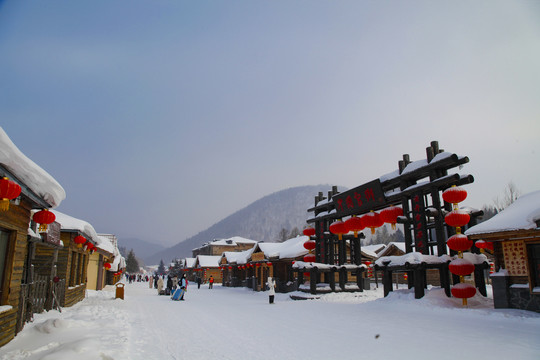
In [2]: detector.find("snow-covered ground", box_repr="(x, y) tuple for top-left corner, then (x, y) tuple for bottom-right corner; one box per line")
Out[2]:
(1, 282), (539, 360)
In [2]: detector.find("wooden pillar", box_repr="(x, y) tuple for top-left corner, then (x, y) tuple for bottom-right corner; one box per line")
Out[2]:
(310, 267), (317, 295)
(356, 267), (364, 292)
(339, 267), (347, 291)
(329, 268), (336, 292)
(413, 266), (425, 299)
(383, 268), (392, 297)
(474, 263), (487, 297)
(439, 263), (451, 297)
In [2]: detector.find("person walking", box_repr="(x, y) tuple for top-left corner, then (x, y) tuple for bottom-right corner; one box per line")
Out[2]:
(179, 274), (187, 300)
(267, 277), (276, 304)
(208, 275), (214, 289)
(197, 276), (201, 289)
(157, 276), (164, 295)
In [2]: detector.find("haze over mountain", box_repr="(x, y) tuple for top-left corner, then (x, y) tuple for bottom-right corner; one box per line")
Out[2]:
(143, 185), (337, 265)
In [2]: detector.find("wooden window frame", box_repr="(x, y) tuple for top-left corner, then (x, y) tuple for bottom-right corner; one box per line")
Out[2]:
(0, 228), (15, 305)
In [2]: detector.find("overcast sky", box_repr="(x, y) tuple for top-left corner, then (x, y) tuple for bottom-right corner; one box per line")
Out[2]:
(1, 1), (539, 247)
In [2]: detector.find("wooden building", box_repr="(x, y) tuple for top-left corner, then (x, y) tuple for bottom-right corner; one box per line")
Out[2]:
(0, 127), (66, 346)
(192, 236), (258, 257)
(466, 190), (540, 312)
(86, 235), (115, 291)
(192, 255), (223, 284)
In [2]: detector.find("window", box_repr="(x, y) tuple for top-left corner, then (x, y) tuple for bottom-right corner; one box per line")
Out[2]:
(0, 229), (10, 301)
(528, 244), (540, 291)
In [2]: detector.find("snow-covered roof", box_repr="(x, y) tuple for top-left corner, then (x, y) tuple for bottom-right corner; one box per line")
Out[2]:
(465, 190), (540, 236)
(257, 235), (309, 260)
(51, 210), (101, 244)
(196, 255), (221, 268)
(0, 127), (66, 208)
(362, 244), (387, 254)
(96, 235), (115, 256)
(222, 246), (257, 265)
(184, 258), (196, 268)
(210, 236), (258, 246)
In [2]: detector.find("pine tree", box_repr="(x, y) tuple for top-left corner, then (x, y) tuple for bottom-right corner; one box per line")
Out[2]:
(126, 249), (139, 273)
(157, 259), (166, 275)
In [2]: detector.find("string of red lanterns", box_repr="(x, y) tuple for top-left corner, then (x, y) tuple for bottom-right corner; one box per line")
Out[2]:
(443, 185), (476, 306)
(73, 235), (87, 248)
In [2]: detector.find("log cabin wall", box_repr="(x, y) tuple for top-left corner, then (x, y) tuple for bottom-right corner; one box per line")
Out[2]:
(57, 232), (88, 307)
(0, 198), (32, 347)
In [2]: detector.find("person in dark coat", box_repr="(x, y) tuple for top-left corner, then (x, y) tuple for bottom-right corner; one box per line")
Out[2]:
(166, 275), (173, 294)
(196, 277), (201, 289)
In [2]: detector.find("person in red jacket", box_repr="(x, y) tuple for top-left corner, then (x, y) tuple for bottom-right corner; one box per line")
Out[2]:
(208, 275), (214, 289)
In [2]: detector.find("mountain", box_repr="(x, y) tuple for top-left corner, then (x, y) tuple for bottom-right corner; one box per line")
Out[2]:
(143, 185), (337, 265)
(118, 237), (166, 265)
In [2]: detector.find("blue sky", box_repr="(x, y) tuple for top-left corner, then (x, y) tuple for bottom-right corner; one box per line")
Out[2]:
(1, 1), (539, 246)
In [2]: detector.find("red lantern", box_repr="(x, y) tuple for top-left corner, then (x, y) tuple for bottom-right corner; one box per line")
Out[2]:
(445, 210), (470, 229)
(0, 177), (22, 211)
(449, 259), (475, 276)
(303, 240), (316, 251)
(33, 209), (56, 232)
(380, 206), (403, 230)
(74, 235), (86, 248)
(303, 254), (316, 262)
(329, 220), (348, 240)
(476, 240), (494, 252)
(303, 227), (316, 237)
(451, 283), (476, 299)
(344, 216), (364, 237)
(442, 186), (468, 207)
(256, 263), (261, 267)
(447, 234), (473, 252)
(363, 211), (383, 235)
(103, 262), (112, 270)
(228, 266), (232, 270)
(267, 262), (272, 267)
(303, 272), (310, 277)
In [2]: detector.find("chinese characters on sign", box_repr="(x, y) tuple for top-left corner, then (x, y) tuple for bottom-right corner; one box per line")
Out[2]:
(502, 240), (528, 276)
(411, 192), (428, 254)
(332, 179), (386, 218)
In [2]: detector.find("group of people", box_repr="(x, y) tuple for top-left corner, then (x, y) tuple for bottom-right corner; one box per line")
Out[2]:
(195, 275), (215, 289)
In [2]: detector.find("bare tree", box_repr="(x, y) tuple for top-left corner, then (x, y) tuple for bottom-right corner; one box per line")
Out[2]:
(277, 228), (289, 242)
(493, 182), (521, 212)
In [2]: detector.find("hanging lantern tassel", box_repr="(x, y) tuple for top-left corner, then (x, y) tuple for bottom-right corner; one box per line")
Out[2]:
(0, 177), (22, 212)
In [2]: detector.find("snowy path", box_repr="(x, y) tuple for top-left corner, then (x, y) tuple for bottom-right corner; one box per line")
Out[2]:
(1, 281), (539, 360)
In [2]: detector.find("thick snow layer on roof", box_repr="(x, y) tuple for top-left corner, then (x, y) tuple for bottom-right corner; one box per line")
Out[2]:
(276, 235), (309, 260)
(362, 244), (387, 254)
(0, 127), (66, 208)
(210, 236), (258, 246)
(222, 246), (256, 264)
(96, 235), (115, 255)
(184, 258), (196, 268)
(465, 190), (540, 235)
(51, 210), (100, 244)
(196, 255), (221, 268)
